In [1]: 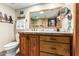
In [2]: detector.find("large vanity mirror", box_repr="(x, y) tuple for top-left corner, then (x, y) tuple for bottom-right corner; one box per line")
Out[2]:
(30, 7), (72, 32)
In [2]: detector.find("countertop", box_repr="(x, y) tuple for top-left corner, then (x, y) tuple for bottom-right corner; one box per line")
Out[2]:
(19, 30), (73, 36)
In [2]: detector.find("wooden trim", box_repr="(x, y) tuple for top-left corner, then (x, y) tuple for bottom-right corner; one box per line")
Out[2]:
(73, 3), (76, 56)
(73, 4), (77, 56)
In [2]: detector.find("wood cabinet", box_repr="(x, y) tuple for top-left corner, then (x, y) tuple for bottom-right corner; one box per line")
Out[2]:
(19, 32), (72, 56)
(19, 33), (40, 56)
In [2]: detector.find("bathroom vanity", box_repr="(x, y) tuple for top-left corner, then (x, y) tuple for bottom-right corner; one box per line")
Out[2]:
(18, 5), (74, 56)
(19, 32), (73, 56)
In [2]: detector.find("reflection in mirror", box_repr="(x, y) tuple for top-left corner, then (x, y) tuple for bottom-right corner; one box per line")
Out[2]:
(30, 7), (72, 32)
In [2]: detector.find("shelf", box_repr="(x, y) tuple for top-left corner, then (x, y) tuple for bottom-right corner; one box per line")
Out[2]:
(0, 21), (13, 24)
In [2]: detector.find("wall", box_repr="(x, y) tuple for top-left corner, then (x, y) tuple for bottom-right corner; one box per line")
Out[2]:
(0, 4), (16, 52)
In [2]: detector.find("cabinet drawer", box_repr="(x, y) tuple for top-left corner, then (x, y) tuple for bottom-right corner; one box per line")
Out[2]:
(55, 43), (70, 56)
(40, 43), (57, 54)
(40, 36), (70, 43)
(40, 41), (70, 56)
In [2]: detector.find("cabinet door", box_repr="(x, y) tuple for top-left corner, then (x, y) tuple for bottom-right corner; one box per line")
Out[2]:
(19, 33), (29, 56)
(29, 35), (40, 56)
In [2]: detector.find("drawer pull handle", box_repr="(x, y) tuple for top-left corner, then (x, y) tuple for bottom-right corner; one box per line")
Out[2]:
(51, 47), (56, 50)
(50, 38), (56, 40)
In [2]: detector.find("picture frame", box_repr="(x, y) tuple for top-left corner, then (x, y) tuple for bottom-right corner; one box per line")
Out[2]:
(16, 19), (26, 30)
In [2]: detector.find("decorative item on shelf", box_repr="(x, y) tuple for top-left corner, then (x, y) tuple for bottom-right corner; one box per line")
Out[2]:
(56, 10), (63, 32)
(57, 28), (60, 32)
(57, 7), (72, 32)
(67, 10), (72, 32)
(61, 7), (72, 32)
(4, 14), (8, 21)
(60, 7), (69, 17)
(17, 10), (25, 19)
(8, 16), (13, 24)
(0, 12), (3, 22)
(56, 19), (60, 32)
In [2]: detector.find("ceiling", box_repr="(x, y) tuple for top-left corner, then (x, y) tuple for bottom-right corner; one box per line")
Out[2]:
(4, 3), (39, 9)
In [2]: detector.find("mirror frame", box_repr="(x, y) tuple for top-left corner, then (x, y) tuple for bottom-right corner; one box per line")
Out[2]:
(29, 7), (62, 29)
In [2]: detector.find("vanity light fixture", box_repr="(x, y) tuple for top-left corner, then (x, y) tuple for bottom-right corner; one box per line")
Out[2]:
(39, 11), (44, 14)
